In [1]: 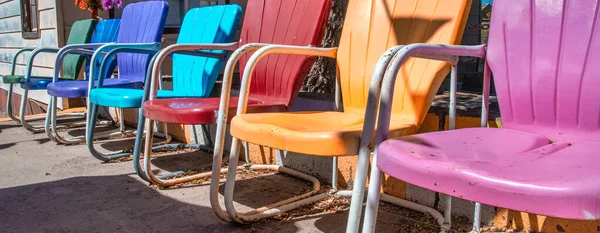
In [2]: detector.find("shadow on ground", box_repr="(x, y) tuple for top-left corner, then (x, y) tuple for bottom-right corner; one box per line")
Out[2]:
(0, 174), (303, 233)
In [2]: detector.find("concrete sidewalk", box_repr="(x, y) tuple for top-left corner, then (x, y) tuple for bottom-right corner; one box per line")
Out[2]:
(0, 120), (470, 233)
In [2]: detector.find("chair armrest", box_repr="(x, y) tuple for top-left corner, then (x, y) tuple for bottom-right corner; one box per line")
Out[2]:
(52, 44), (112, 82)
(88, 42), (161, 91)
(234, 45), (338, 115)
(374, 44), (487, 146)
(143, 43), (240, 101)
(164, 42), (237, 60)
(24, 47), (61, 82)
(8, 48), (36, 76)
(144, 42), (239, 100)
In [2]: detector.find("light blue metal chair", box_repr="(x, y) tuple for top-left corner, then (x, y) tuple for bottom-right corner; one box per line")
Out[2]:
(86, 4), (242, 163)
(130, 5), (243, 181)
(44, 19), (121, 144)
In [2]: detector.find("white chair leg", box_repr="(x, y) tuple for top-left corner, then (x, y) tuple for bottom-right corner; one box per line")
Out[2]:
(362, 160), (384, 233)
(470, 202), (482, 233)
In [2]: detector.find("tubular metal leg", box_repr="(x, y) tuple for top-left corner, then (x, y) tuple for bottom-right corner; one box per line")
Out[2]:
(138, 120), (230, 186)
(86, 104), (127, 161)
(362, 151), (384, 233)
(19, 88), (34, 131)
(276, 149), (285, 166)
(443, 194), (453, 231)
(470, 202), (482, 233)
(45, 96), (105, 144)
(133, 109), (150, 181)
(18, 88), (85, 132)
(6, 84), (21, 122)
(132, 108), (177, 183)
(85, 104), (170, 162)
(347, 147), (373, 232)
(119, 108), (126, 133)
(219, 136), (330, 224)
(362, 152), (449, 233)
(332, 156), (338, 190)
(201, 124), (214, 147)
(44, 96), (54, 140)
(244, 141), (250, 164)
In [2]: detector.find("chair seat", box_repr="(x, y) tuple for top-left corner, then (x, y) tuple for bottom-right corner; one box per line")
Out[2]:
(377, 127), (600, 220)
(230, 112), (417, 156)
(48, 79), (143, 98)
(89, 88), (193, 108)
(2, 75), (51, 84)
(19, 77), (61, 90)
(143, 98), (287, 125)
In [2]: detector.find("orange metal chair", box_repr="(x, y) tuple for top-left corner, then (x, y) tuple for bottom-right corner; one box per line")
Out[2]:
(211, 0), (472, 226)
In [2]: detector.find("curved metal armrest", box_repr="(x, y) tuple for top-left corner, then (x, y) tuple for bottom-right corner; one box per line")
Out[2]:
(52, 44), (112, 82)
(165, 43), (237, 60)
(234, 45), (338, 114)
(88, 42), (161, 90)
(8, 48), (36, 76)
(146, 42), (239, 100)
(24, 47), (61, 82)
(375, 43), (487, 144)
(394, 43), (486, 62)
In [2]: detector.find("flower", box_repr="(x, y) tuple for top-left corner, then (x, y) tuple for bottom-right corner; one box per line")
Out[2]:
(75, 0), (103, 11)
(75, 0), (88, 10)
(102, 0), (123, 10)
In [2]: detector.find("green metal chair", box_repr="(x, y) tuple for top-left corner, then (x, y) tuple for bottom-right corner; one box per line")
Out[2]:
(2, 19), (96, 132)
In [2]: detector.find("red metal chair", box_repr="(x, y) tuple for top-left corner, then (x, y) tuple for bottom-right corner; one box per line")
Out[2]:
(135, 0), (332, 198)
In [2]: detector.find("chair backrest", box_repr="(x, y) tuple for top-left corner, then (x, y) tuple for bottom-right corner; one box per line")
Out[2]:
(91, 19), (121, 43)
(172, 5), (242, 97)
(239, 0), (332, 106)
(88, 19), (121, 80)
(337, 0), (471, 127)
(116, 1), (169, 83)
(487, 0), (600, 141)
(62, 19), (96, 80)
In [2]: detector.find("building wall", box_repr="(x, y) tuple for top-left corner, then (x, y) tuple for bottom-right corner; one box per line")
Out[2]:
(0, 0), (59, 106)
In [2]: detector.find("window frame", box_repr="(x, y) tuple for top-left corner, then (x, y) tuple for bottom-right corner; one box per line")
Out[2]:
(20, 0), (39, 39)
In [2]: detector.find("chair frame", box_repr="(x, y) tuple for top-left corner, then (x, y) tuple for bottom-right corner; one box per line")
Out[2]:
(84, 42), (172, 161)
(132, 42), (239, 183)
(3, 48), (67, 124)
(44, 43), (118, 144)
(206, 44), (339, 223)
(357, 43), (488, 233)
(18, 47), (88, 133)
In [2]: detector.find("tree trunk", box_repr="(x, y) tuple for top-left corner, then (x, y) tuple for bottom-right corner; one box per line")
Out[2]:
(302, 0), (348, 94)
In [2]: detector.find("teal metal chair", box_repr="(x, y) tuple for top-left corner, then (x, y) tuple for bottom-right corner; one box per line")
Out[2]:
(86, 4), (242, 162)
(2, 19), (96, 132)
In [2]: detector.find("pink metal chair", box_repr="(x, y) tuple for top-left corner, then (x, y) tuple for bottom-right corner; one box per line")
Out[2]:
(359, 0), (600, 232)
